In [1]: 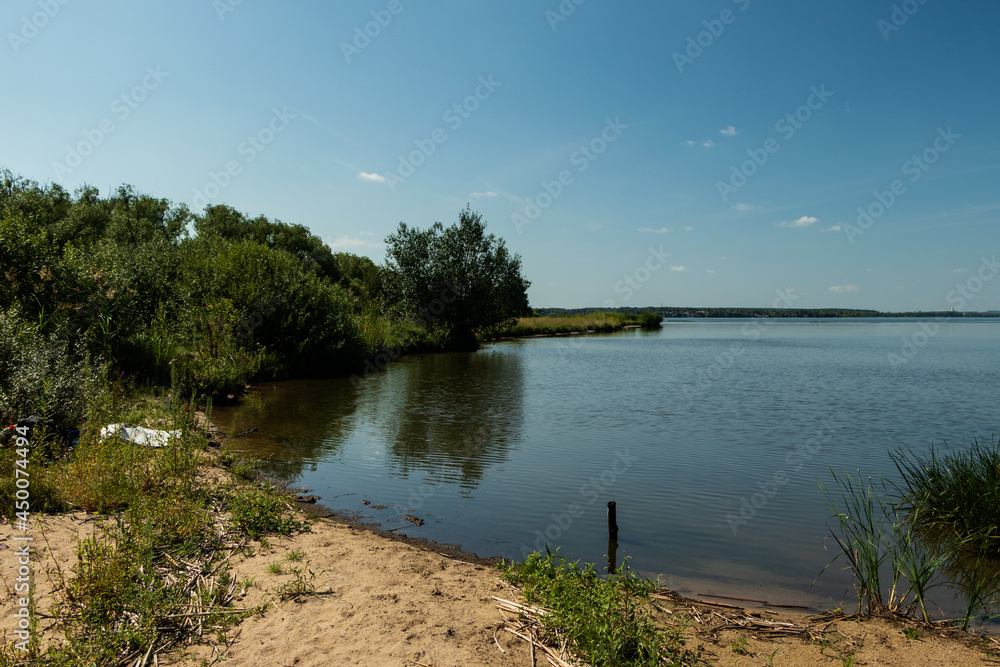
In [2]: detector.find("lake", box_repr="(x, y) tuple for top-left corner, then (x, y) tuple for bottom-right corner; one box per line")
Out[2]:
(211, 318), (1000, 614)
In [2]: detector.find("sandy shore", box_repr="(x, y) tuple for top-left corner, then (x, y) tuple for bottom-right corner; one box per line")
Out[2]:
(3, 503), (998, 666)
(1, 436), (997, 665)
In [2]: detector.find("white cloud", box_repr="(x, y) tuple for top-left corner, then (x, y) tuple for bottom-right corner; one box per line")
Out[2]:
(778, 216), (819, 228)
(638, 226), (671, 233)
(470, 191), (498, 198)
(954, 268), (966, 273)
(670, 265), (686, 272)
(358, 171), (385, 183)
(719, 125), (737, 136)
(829, 285), (859, 293)
(706, 269), (716, 274)
(822, 224), (841, 232)
(683, 139), (715, 147)
(732, 203), (756, 211)
(327, 236), (382, 250)
(684, 140), (699, 146)
(683, 226), (694, 231)
(702, 140), (715, 148)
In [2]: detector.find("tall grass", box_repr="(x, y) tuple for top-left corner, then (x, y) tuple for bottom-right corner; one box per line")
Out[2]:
(502, 311), (633, 337)
(821, 444), (1000, 628)
(890, 438), (1000, 558)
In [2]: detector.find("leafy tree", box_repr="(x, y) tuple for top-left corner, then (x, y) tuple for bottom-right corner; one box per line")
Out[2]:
(333, 252), (381, 300)
(383, 206), (530, 349)
(193, 204), (342, 282)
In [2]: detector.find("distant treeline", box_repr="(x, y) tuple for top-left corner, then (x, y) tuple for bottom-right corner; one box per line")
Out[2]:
(534, 307), (999, 319)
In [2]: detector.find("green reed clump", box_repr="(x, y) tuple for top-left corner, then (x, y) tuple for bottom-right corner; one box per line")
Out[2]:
(500, 551), (694, 667)
(821, 458), (1000, 628)
(820, 470), (898, 616)
(890, 438), (1000, 558)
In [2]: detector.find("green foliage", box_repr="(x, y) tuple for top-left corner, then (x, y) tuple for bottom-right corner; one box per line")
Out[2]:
(0, 307), (107, 427)
(0, 447), (65, 519)
(225, 484), (307, 539)
(498, 311), (632, 337)
(636, 310), (663, 329)
(820, 464), (1000, 628)
(274, 564), (320, 601)
(383, 206), (531, 349)
(193, 204), (341, 282)
(891, 439), (1000, 558)
(1, 168), (534, 405)
(333, 251), (382, 300)
(500, 552), (692, 667)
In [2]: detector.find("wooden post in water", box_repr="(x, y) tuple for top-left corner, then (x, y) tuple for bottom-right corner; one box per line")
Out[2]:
(607, 501), (619, 574)
(607, 501), (618, 539)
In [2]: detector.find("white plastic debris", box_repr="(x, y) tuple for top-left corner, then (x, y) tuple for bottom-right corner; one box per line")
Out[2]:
(99, 423), (181, 448)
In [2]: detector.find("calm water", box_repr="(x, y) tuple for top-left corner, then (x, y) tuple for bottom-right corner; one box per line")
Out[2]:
(212, 319), (1000, 612)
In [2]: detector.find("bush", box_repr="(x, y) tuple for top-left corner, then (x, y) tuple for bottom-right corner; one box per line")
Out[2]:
(0, 307), (107, 427)
(636, 311), (663, 329)
(225, 485), (307, 539)
(500, 552), (691, 666)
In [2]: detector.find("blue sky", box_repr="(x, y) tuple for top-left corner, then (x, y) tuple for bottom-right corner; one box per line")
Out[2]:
(3, 0), (998, 311)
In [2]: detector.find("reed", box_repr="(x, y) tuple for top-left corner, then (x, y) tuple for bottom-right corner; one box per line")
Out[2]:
(501, 311), (634, 337)
(821, 451), (1000, 628)
(819, 470), (895, 616)
(890, 438), (1000, 558)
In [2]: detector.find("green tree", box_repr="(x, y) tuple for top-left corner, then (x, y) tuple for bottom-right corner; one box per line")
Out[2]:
(193, 204), (342, 282)
(383, 206), (530, 349)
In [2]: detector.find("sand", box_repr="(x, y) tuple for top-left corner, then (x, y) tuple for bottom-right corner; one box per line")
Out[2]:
(1, 469), (997, 665)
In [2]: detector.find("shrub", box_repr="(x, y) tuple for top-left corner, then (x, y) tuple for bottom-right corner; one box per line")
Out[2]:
(500, 552), (691, 666)
(636, 311), (663, 329)
(0, 307), (107, 427)
(225, 485), (307, 539)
